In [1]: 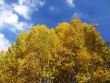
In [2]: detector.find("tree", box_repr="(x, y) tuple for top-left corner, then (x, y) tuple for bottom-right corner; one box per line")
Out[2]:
(0, 18), (110, 83)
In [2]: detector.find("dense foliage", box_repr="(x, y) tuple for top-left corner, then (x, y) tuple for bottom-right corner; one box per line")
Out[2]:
(0, 18), (110, 83)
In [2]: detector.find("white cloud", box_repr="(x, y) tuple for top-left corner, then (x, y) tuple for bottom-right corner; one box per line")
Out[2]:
(49, 6), (59, 14)
(12, 0), (45, 20)
(7, 22), (32, 33)
(0, 0), (35, 51)
(13, 22), (33, 31)
(0, 8), (18, 26)
(0, 0), (5, 5)
(50, 6), (55, 11)
(0, 0), (33, 33)
(0, 33), (10, 51)
(8, 22), (33, 33)
(18, 0), (45, 8)
(13, 4), (30, 20)
(5, 13), (18, 24)
(19, 0), (24, 5)
(0, 8), (31, 32)
(66, 0), (75, 8)
(73, 12), (88, 18)
(0, 10), (18, 25)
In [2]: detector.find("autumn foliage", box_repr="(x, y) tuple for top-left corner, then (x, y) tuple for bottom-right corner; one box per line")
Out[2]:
(0, 18), (110, 83)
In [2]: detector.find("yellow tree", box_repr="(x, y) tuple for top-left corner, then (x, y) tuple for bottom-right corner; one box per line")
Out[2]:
(13, 25), (60, 83)
(0, 18), (110, 83)
(54, 18), (110, 82)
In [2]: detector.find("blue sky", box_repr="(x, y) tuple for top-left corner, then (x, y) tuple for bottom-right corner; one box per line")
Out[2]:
(0, 0), (110, 51)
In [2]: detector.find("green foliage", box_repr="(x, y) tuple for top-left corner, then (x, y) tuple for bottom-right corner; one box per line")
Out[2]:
(0, 18), (110, 83)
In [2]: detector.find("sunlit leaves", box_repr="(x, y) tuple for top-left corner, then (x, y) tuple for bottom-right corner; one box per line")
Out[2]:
(0, 18), (110, 83)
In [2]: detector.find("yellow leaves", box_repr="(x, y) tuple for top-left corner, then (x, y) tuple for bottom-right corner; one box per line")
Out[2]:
(27, 25), (59, 54)
(92, 69), (110, 82)
(71, 18), (82, 26)
(92, 52), (104, 63)
(77, 48), (91, 60)
(18, 59), (26, 66)
(0, 51), (4, 62)
(55, 22), (70, 32)
(17, 32), (28, 52)
(42, 70), (54, 79)
(0, 18), (110, 83)
(76, 72), (91, 83)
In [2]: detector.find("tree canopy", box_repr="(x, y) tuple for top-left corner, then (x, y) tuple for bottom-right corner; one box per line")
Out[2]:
(0, 18), (110, 83)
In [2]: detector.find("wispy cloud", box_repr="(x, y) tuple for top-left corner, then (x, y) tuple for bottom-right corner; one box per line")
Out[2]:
(12, 0), (45, 20)
(19, 0), (45, 9)
(0, 33), (10, 51)
(73, 12), (88, 18)
(12, 4), (30, 20)
(0, 0), (46, 31)
(66, 0), (75, 8)
(0, 0), (33, 51)
(0, 0), (46, 51)
(0, 10), (18, 26)
(0, 0), (4, 5)
(0, 5), (32, 32)
(50, 6), (55, 11)
(49, 6), (59, 13)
